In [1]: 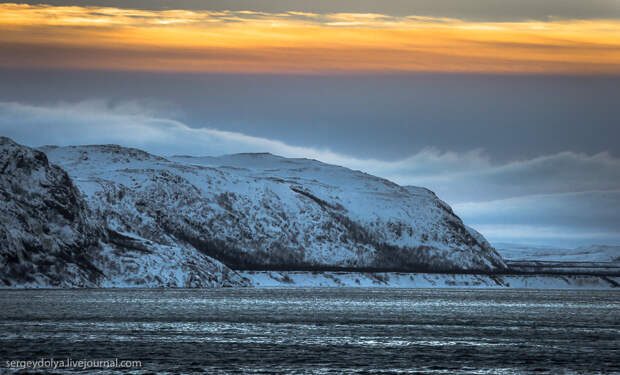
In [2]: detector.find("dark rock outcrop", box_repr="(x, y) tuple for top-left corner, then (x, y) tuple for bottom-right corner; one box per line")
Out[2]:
(0, 138), (250, 287)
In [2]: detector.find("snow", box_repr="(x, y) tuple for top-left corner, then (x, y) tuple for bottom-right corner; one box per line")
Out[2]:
(4, 137), (618, 289)
(0, 138), (250, 288)
(241, 271), (619, 290)
(40, 144), (506, 273)
(96, 239), (250, 288)
(495, 243), (620, 263)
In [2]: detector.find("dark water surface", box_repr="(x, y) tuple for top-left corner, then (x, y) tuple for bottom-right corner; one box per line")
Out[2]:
(0, 288), (618, 374)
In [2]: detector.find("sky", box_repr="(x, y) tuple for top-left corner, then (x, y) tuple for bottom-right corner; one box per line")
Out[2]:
(0, 0), (619, 246)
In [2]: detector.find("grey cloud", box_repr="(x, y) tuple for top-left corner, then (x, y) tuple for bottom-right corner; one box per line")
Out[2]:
(392, 151), (620, 203)
(455, 190), (620, 228)
(6, 0), (620, 21)
(2, 70), (618, 165)
(455, 190), (620, 246)
(0, 100), (361, 159)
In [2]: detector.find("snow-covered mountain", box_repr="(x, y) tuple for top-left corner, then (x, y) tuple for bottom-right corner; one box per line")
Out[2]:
(1, 137), (506, 287)
(43, 142), (506, 271)
(0, 137), (249, 288)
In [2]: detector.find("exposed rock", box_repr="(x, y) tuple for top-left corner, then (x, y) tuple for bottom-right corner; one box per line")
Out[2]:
(0, 137), (101, 287)
(0, 138), (249, 288)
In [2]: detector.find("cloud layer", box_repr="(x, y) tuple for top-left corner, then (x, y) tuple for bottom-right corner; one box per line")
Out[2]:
(454, 191), (620, 245)
(2, 4), (620, 74)
(1, 100), (619, 245)
(11, 0), (620, 22)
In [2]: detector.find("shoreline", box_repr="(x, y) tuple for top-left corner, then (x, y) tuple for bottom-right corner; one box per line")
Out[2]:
(2, 270), (618, 290)
(239, 271), (620, 289)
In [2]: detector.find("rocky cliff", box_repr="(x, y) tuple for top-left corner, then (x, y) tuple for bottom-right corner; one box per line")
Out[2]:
(0, 137), (249, 287)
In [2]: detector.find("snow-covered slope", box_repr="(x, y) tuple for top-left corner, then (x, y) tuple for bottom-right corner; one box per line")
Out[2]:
(241, 271), (619, 289)
(0, 137), (102, 287)
(496, 243), (620, 263)
(1, 136), (507, 287)
(39, 144), (506, 273)
(0, 138), (249, 288)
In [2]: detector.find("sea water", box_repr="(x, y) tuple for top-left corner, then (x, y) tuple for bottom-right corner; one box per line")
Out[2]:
(0, 288), (618, 374)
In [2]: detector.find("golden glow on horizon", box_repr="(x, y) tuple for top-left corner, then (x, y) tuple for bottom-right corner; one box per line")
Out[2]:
(1, 3), (619, 74)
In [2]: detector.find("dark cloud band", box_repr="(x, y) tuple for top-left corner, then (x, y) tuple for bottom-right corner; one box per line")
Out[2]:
(4, 0), (620, 21)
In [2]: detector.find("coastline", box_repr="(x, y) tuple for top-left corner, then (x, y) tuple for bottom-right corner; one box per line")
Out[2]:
(239, 271), (620, 289)
(3, 264), (618, 290)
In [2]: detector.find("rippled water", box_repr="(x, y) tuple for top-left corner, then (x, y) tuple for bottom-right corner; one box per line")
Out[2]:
(0, 288), (618, 374)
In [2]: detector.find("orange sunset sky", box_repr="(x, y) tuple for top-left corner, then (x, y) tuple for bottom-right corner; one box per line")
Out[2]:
(1, 2), (619, 74)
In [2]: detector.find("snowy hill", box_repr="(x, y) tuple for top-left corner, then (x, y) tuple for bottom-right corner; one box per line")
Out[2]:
(494, 243), (619, 276)
(40, 143), (505, 273)
(0, 137), (249, 288)
(1, 137), (507, 287)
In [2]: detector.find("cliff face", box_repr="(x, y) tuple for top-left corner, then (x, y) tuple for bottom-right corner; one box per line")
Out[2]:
(0, 137), (102, 286)
(0, 138), (249, 287)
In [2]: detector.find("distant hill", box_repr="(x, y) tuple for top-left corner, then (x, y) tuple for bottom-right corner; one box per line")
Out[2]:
(495, 243), (619, 263)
